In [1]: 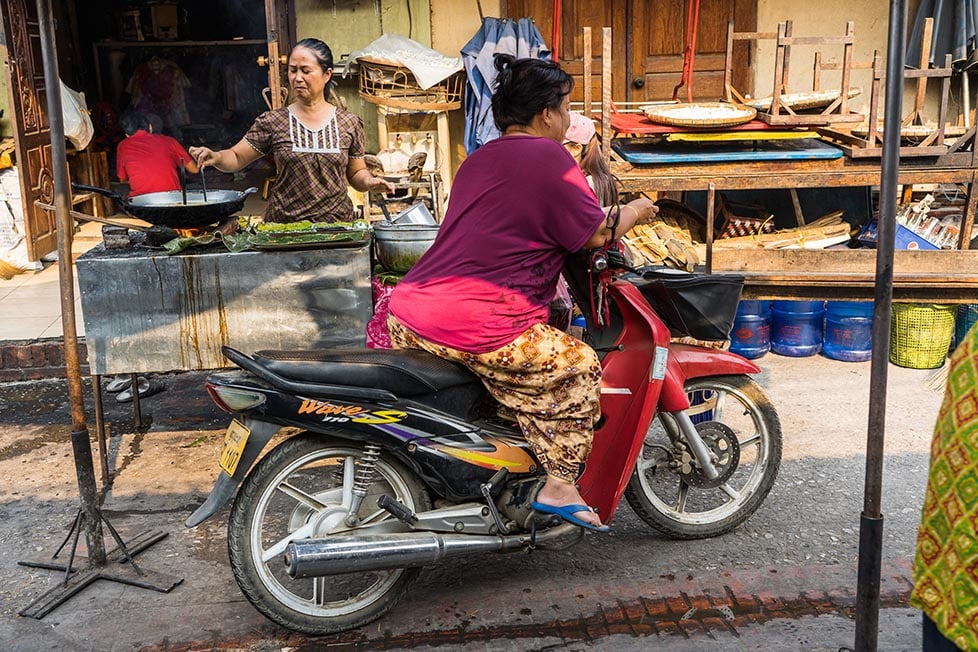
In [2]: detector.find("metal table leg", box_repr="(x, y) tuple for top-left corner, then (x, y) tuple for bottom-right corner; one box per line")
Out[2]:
(130, 372), (143, 429)
(91, 373), (111, 490)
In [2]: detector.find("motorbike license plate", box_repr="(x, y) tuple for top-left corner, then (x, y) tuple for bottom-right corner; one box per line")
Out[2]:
(219, 419), (250, 476)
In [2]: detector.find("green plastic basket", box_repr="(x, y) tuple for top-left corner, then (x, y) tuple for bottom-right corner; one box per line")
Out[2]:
(889, 303), (956, 369)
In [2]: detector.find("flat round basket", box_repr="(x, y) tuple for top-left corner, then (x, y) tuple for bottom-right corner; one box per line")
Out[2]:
(643, 102), (757, 128)
(852, 123), (967, 144)
(750, 87), (862, 112)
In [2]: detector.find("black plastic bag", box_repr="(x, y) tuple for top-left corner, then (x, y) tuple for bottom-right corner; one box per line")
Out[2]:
(626, 267), (744, 341)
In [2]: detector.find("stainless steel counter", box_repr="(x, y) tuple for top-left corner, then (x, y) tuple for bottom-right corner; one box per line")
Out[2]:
(77, 243), (372, 375)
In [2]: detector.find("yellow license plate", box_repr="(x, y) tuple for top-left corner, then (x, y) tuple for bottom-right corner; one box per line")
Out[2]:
(219, 419), (250, 476)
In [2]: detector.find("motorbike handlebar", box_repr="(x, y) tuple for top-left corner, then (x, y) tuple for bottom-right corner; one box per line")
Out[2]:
(589, 247), (635, 274)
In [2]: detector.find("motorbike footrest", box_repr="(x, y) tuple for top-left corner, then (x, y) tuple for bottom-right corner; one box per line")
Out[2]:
(377, 495), (418, 525)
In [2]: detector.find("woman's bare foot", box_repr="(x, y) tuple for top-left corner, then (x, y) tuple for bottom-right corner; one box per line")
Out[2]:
(533, 476), (604, 528)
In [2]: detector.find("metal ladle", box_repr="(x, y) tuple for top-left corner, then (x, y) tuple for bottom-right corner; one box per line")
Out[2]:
(375, 194), (393, 222)
(179, 158), (187, 205)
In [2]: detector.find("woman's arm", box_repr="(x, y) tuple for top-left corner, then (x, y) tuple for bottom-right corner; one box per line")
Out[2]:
(347, 157), (395, 194)
(582, 197), (659, 250)
(189, 138), (262, 173)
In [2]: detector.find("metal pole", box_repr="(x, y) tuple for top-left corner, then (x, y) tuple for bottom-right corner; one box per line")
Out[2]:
(36, 0), (105, 565)
(854, 1), (905, 649)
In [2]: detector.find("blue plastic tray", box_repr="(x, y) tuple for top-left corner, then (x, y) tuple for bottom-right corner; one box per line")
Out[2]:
(611, 137), (844, 164)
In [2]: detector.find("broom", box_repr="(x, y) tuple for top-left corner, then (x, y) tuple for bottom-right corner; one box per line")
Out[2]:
(925, 363), (949, 393)
(0, 257), (26, 280)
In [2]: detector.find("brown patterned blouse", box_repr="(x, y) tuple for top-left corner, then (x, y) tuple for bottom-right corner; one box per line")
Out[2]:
(244, 105), (365, 223)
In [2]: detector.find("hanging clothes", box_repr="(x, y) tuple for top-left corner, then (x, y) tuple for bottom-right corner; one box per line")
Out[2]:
(126, 57), (192, 130)
(460, 17), (551, 153)
(907, 0), (978, 69)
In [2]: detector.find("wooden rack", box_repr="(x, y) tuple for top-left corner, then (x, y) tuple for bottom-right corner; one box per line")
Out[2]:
(817, 18), (968, 158)
(724, 21), (863, 126)
(591, 25), (978, 303)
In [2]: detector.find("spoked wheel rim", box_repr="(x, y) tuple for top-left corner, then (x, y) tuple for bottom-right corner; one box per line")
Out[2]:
(636, 378), (774, 526)
(248, 445), (418, 618)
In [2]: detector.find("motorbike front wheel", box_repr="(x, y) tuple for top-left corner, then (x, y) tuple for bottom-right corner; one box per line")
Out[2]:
(227, 434), (430, 635)
(625, 374), (782, 539)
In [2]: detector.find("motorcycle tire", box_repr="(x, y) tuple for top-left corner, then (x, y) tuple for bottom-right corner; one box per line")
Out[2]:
(625, 374), (782, 539)
(227, 434), (431, 635)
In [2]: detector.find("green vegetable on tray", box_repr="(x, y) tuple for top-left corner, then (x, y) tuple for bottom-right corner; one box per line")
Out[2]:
(246, 229), (371, 248)
(254, 219), (370, 234)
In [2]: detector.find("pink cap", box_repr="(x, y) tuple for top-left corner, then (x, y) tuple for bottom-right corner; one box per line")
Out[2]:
(564, 111), (596, 145)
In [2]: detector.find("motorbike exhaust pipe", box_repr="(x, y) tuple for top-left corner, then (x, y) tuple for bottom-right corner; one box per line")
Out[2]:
(284, 524), (581, 578)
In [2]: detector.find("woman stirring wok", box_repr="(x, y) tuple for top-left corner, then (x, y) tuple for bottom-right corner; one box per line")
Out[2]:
(387, 55), (658, 531)
(189, 38), (393, 223)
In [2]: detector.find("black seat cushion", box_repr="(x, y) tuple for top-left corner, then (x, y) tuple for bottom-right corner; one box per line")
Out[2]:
(253, 348), (478, 397)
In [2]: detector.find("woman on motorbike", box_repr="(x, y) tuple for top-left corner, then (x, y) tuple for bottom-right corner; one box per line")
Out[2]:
(387, 54), (657, 531)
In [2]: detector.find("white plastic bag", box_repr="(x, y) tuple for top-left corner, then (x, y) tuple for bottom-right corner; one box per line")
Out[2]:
(61, 81), (94, 150)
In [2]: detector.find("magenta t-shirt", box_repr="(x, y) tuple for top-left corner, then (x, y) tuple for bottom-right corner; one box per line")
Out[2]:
(389, 135), (605, 353)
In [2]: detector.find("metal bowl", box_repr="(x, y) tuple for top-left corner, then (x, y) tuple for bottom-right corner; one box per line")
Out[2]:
(372, 222), (439, 272)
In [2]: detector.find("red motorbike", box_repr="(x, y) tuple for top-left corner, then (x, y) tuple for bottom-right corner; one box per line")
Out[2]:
(187, 247), (782, 635)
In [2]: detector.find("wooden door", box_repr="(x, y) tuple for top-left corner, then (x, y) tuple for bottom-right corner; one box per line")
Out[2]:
(632, 0), (755, 102)
(505, 0), (628, 104)
(1, 0), (58, 260)
(262, 0), (293, 109)
(504, 0), (756, 104)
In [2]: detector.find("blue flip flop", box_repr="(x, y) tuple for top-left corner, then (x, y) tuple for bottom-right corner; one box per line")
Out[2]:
(530, 501), (610, 533)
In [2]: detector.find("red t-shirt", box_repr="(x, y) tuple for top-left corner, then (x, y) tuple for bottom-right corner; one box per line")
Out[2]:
(389, 135), (605, 353)
(116, 130), (193, 196)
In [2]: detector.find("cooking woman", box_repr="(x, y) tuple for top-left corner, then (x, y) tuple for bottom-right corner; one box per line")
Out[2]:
(189, 38), (393, 223)
(387, 55), (658, 531)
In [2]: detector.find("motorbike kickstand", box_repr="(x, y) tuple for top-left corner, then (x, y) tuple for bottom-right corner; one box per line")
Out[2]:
(480, 467), (510, 535)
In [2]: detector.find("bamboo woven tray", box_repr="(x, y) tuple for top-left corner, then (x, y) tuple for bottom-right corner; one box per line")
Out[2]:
(851, 123), (967, 143)
(643, 102), (757, 128)
(750, 88), (862, 112)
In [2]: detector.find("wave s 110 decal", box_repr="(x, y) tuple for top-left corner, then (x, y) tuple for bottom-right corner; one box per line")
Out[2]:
(297, 399), (406, 424)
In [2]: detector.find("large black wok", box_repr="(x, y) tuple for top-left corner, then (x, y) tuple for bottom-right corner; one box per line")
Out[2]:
(71, 183), (257, 228)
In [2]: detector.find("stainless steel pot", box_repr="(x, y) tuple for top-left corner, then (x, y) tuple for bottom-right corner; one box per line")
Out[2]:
(372, 222), (439, 272)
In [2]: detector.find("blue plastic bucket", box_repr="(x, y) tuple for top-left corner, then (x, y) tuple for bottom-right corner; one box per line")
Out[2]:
(954, 304), (978, 350)
(689, 389), (714, 424)
(771, 300), (825, 357)
(729, 300), (771, 360)
(823, 301), (874, 362)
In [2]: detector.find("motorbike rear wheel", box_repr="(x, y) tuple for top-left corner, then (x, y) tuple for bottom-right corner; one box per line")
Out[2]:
(625, 374), (782, 539)
(227, 434), (430, 634)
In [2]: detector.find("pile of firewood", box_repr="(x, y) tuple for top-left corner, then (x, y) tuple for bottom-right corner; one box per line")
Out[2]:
(623, 210), (854, 272)
(692, 211), (852, 260)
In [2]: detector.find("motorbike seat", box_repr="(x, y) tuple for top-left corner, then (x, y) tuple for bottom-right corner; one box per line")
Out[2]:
(252, 348), (479, 397)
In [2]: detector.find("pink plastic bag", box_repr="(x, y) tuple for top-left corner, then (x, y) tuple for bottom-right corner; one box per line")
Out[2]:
(547, 275), (573, 332)
(366, 275), (398, 349)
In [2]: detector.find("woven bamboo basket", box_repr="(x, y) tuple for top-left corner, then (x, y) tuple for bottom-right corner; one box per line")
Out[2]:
(643, 102), (756, 128)
(357, 57), (464, 112)
(889, 303), (956, 369)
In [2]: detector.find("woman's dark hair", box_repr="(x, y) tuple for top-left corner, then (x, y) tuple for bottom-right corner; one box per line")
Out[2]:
(491, 54), (573, 132)
(293, 38), (335, 99)
(580, 137), (620, 206)
(294, 37), (334, 71)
